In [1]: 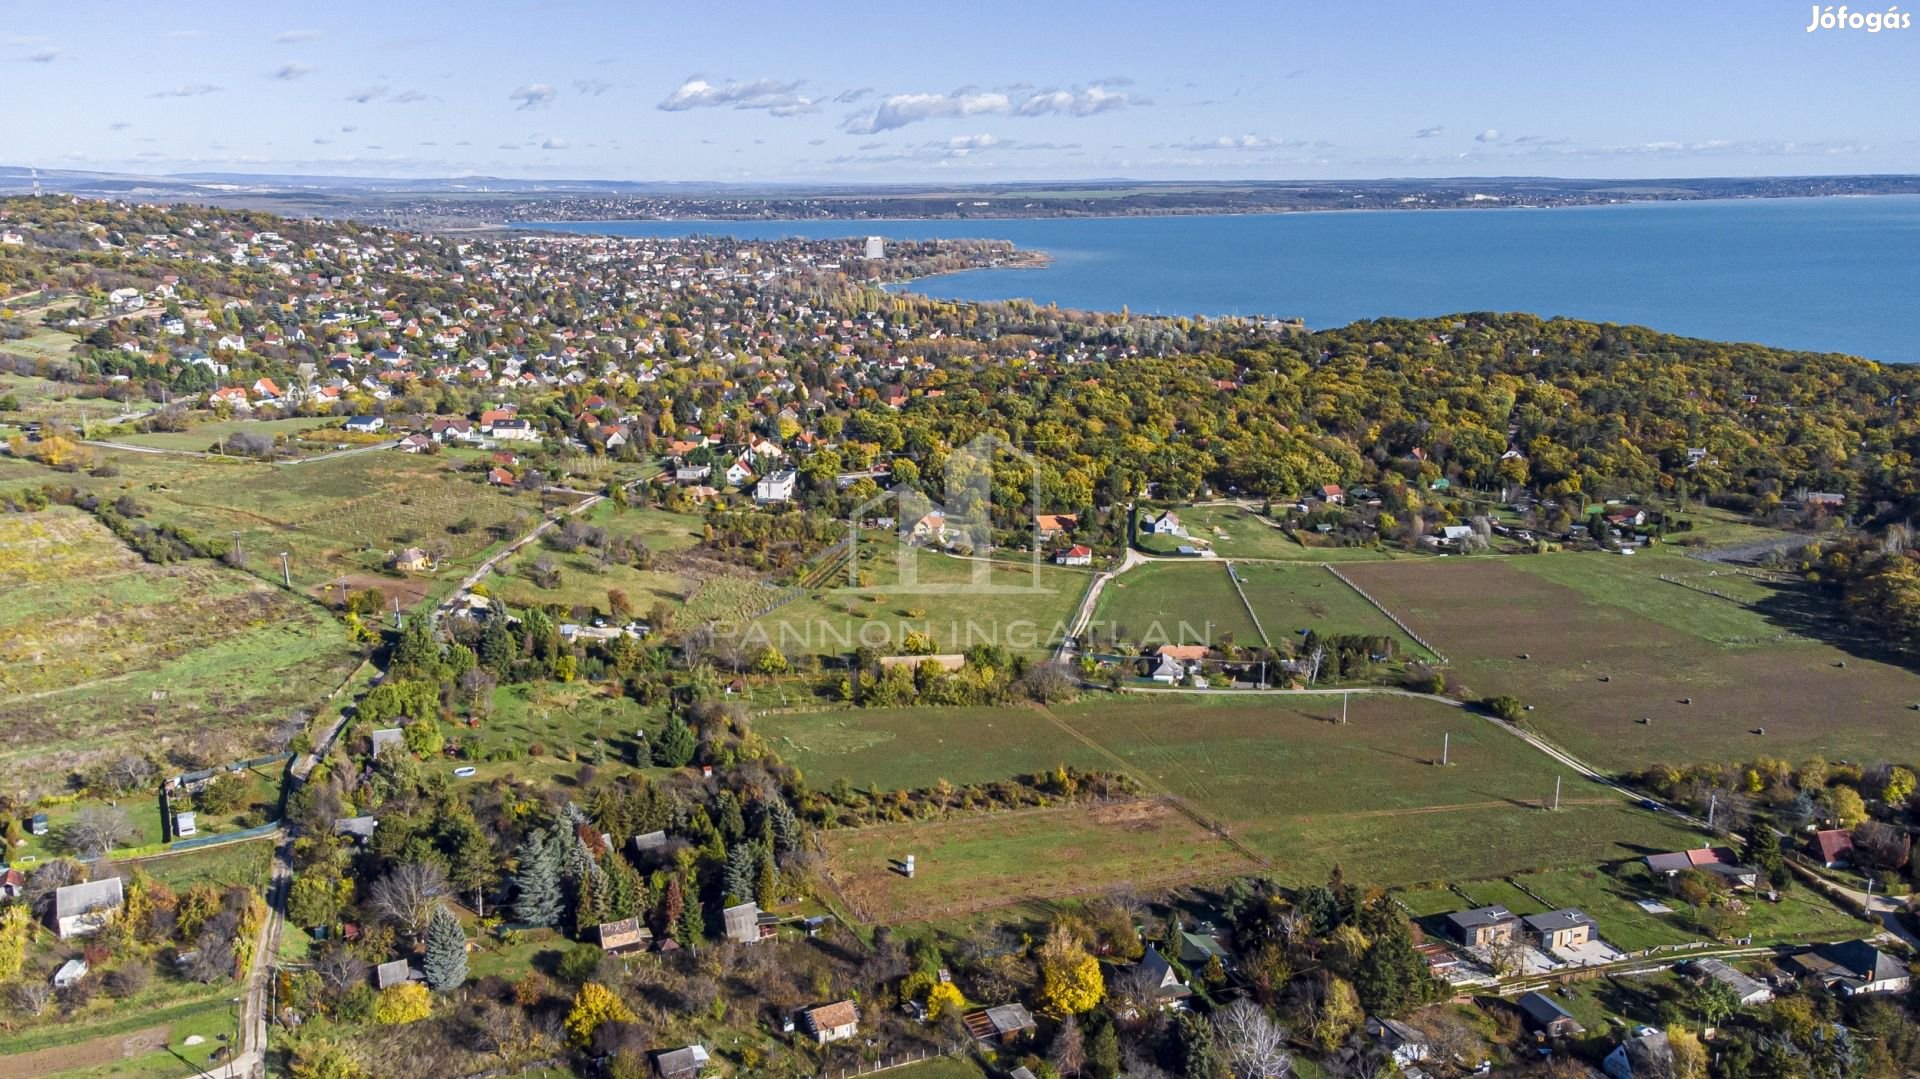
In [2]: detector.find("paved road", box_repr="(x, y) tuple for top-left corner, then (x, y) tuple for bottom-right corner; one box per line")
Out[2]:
(80, 439), (216, 458)
(275, 440), (399, 466)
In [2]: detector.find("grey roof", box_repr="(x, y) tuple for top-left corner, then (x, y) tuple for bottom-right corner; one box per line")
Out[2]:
(53, 876), (124, 922)
(631, 830), (668, 853)
(1445, 904), (1515, 930)
(653, 1045), (709, 1078)
(722, 901), (763, 943)
(334, 815), (379, 838)
(374, 959), (414, 989)
(1515, 990), (1578, 1030)
(1522, 908), (1595, 934)
(983, 1003), (1036, 1035)
(1821, 939), (1907, 983)
(1691, 958), (1770, 1001)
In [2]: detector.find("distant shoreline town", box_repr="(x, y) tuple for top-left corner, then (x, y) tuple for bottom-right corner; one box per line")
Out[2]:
(3, 166), (1918, 230)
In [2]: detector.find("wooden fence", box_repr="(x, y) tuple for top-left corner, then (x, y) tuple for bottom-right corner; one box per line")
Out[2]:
(1324, 566), (1447, 662)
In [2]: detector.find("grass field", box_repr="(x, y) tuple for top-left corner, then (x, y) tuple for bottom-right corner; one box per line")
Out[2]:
(761, 704), (1105, 792)
(820, 799), (1259, 922)
(751, 548), (1088, 658)
(111, 415), (337, 453)
(777, 692), (1706, 916)
(1177, 503), (1397, 561)
(485, 506), (706, 615)
(1090, 561), (1260, 648)
(1232, 562), (1431, 658)
(1341, 557), (1920, 769)
(1046, 695), (1704, 884)
(0, 509), (361, 788)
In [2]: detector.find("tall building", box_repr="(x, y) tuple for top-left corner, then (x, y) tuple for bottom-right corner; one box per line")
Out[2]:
(864, 235), (885, 260)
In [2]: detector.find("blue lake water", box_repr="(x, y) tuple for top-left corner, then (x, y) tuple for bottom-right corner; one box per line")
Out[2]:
(525, 196), (1920, 362)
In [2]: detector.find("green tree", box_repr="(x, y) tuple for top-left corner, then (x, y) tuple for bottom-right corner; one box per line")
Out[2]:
(288, 871), (346, 929)
(422, 906), (468, 991)
(403, 720), (443, 758)
(511, 829), (564, 927)
(651, 716), (697, 768)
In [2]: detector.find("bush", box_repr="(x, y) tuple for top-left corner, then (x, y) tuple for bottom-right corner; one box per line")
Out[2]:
(373, 982), (432, 1025)
(1483, 694), (1525, 721)
(556, 943), (606, 984)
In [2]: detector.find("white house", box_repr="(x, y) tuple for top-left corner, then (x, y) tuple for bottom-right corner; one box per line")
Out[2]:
(755, 468), (797, 504)
(801, 1000), (859, 1044)
(491, 419), (539, 442)
(343, 415), (385, 434)
(1055, 544), (1094, 567)
(725, 458), (756, 488)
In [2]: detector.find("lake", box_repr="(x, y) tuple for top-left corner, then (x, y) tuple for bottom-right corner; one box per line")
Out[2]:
(524, 196), (1920, 362)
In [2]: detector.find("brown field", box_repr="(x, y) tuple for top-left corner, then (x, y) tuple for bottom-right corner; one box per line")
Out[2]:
(819, 799), (1260, 923)
(1341, 558), (1920, 770)
(0, 1025), (171, 1078)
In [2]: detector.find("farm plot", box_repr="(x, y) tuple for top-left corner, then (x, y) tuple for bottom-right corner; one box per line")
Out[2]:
(1043, 694), (1705, 886)
(752, 549), (1087, 659)
(759, 704), (1105, 792)
(133, 452), (546, 597)
(1178, 503), (1396, 561)
(819, 799), (1259, 923)
(1089, 561), (1259, 648)
(0, 509), (359, 788)
(485, 507), (708, 615)
(1232, 562), (1430, 657)
(1341, 558), (1920, 770)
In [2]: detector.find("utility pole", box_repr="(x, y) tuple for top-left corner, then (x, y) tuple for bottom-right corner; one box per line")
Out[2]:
(1552, 775), (1562, 811)
(1707, 792), (1717, 831)
(392, 595), (402, 629)
(1441, 731), (1450, 766)
(230, 530), (241, 564)
(279, 551), (291, 589)
(1340, 690), (1349, 725)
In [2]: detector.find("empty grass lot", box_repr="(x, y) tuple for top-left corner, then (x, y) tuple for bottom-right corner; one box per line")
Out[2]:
(1090, 561), (1260, 647)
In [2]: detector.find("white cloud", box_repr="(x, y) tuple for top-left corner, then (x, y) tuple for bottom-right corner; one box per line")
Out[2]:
(1170, 134), (1304, 152)
(842, 80), (1143, 134)
(1413, 125), (1443, 139)
(1475, 128), (1501, 142)
(510, 83), (556, 110)
(658, 76), (816, 115)
(150, 83), (222, 98)
(274, 29), (323, 44)
(270, 62), (315, 81)
(574, 78), (612, 96)
(541, 137), (569, 150)
(390, 90), (429, 105)
(24, 47), (59, 63)
(346, 86), (387, 104)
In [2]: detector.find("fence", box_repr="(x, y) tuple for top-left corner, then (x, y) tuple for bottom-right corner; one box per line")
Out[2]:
(1324, 566), (1447, 662)
(1222, 562), (1272, 648)
(824, 1049), (960, 1078)
(167, 820), (281, 852)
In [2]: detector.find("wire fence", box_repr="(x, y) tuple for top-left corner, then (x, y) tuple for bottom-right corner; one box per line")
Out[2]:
(1324, 566), (1447, 662)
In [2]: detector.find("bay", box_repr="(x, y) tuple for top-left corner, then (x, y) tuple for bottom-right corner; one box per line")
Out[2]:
(524, 196), (1920, 362)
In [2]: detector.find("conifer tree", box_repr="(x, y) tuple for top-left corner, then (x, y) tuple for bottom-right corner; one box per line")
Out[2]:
(512, 829), (564, 927)
(423, 905), (468, 991)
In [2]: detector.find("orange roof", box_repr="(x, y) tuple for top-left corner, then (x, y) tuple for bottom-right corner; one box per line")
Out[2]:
(1155, 644), (1209, 662)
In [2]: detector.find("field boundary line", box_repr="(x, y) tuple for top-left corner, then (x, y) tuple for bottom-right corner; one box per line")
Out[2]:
(1324, 565), (1447, 662)
(1222, 561), (1272, 648)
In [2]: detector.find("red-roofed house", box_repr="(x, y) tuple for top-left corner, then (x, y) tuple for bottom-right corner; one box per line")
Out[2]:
(1813, 829), (1855, 868)
(1055, 544), (1093, 567)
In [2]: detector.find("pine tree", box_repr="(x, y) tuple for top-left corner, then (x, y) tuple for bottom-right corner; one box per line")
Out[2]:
(573, 868), (602, 937)
(651, 715), (697, 767)
(768, 796), (800, 856)
(723, 842), (757, 904)
(479, 614), (516, 673)
(390, 618), (441, 680)
(753, 844), (778, 908)
(674, 882), (706, 949)
(657, 875), (684, 939)
(422, 905), (468, 991)
(512, 829), (564, 927)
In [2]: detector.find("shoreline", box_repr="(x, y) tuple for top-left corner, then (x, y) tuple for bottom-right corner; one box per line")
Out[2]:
(491, 190), (1920, 232)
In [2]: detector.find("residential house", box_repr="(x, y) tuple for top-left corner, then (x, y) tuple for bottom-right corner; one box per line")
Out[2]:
(1514, 990), (1584, 1037)
(492, 418), (539, 441)
(1644, 847), (1760, 888)
(674, 464), (713, 484)
(963, 1003), (1037, 1045)
(1786, 940), (1912, 995)
(1143, 510), (1185, 537)
(392, 547), (431, 573)
(801, 1000), (859, 1044)
(754, 468), (797, 504)
(1055, 544), (1094, 566)
(1131, 945), (1190, 1003)
(343, 415), (385, 434)
(1686, 958), (1773, 1006)
(333, 816), (379, 845)
(1321, 484), (1345, 505)
(1811, 829), (1855, 868)
(52, 877), (125, 939)
(1365, 1015), (1433, 1073)
(1444, 905), (1519, 949)
(1177, 931), (1232, 969)
(651, 1045), (709, 1079)
(1524, 909), (1596, 951)
(1148, 655), (1186, 684)
(0, 866), (24, 900)
(723, 902), (776, 945)
(1603, 1028), (1672, 1079)
(1803, 492), (1846, 508)
(208, 386), (252, 411)
(369, 727), (405, 758)
(374, 959), (415, 990)
(396, 433), (434, 453)
(1034, 513), (1078, 540)
(488, 467), (515, 486)
(724, 457), (756, 488)
(596, 917), (652, 955)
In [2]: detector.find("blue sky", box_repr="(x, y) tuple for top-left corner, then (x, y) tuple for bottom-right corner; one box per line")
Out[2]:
(2, 0), (1915, 181)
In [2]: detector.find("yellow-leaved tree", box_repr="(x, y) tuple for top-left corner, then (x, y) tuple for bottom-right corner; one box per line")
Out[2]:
(566, 982), (636, 1046)
(1037, 924), (1105, 1016)
(373, 982), (432, 1025)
